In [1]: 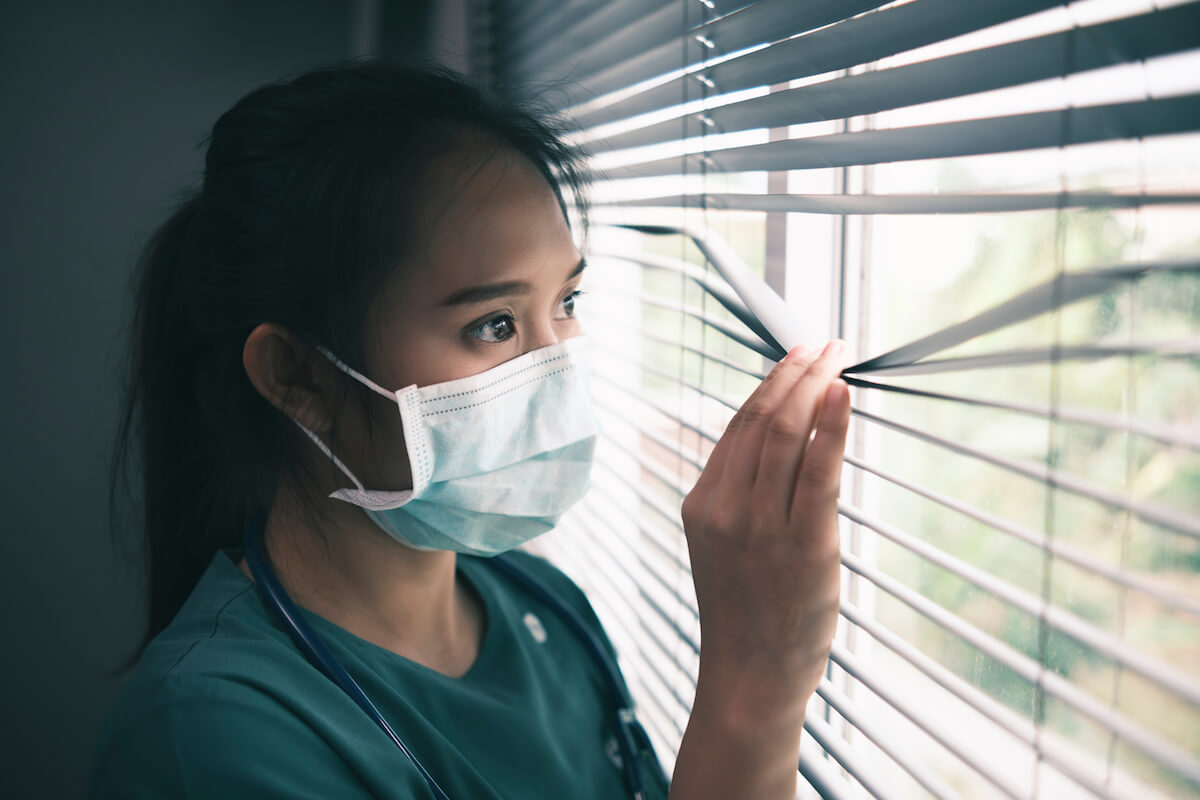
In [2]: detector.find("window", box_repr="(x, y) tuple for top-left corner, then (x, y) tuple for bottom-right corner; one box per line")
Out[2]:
(482, 2), (1200, 797)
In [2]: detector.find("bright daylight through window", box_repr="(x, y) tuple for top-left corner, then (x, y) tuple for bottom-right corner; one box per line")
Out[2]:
(485, 1), (1200, 798)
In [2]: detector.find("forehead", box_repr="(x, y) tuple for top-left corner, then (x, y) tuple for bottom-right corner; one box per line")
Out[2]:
(401, 148), (578, 300)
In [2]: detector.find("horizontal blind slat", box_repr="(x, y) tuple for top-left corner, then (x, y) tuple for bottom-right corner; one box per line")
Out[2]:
(599, 191), (1200, 215)
(601, 94), (1200, 177)
(841, 453), (1200, 619)
(838, 550), (1200, 787)
(836, 600), (1128, 800)
(812, 680), (960, 800)
(568, 0), (887, 111)
(512, 0), (677, 80)
(592, 250), (781, 350)
(827, 641), (1026, 798)
(592, 372), (720, 443)
(582, 3), (1200, 150)
(797, 747), (860, 800)
(852, 406), (1200, 540)
(839, 503), (1200, 712)
(599, 372), (1200, 678)
(596, 287), (779, 358)
(570, 0), (1065, 128)
(802, 707), (909, 800)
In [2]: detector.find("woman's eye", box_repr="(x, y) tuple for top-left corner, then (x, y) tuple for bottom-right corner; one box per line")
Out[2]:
(556, 290), (584, 320)
(468, 314), (516, 344)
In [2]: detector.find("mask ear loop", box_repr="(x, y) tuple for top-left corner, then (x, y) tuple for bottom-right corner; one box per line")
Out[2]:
(316, 345), (396, 401)
(291, 345), (403, 493)
(292, 420), (365, 492)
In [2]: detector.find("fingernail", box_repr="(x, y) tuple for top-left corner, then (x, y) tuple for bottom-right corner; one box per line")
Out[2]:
(822, 339), (845, 357)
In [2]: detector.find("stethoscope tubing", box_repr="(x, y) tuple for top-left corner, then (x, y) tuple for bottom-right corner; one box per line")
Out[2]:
(242, 520), (646, 800)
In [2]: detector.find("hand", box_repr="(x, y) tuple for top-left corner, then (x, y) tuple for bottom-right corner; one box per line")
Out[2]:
(681, 339), (851, 723)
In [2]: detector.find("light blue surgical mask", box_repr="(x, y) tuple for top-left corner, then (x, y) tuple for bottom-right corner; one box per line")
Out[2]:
(296, 337), (597, 557)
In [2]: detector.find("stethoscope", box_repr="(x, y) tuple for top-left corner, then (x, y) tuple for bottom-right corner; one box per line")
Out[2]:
(243, 520), (653, 800)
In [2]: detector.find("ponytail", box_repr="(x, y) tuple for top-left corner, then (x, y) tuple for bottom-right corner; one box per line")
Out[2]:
(112, 194), (278, 653)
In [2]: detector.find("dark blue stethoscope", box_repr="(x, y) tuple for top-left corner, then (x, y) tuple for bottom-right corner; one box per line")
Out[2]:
(243, 521), (654, 800)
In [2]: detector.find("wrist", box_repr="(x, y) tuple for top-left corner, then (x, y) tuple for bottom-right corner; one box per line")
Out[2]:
(692, 657), (818, 745)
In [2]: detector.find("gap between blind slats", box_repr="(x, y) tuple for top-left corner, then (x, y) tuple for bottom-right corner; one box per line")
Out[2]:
(598, 192), (1200, 215)
(564, 521), (700, 732)
(841, 376), (1200, 453)
(512, 0), (677, 80)
(496, 0), (571, 31)
(592, 250), (780, 350)
(592, 456), (686, 534)
(852, 406), (1200, 540)
(601, 94), (1200, 178)
(838, 502), (1200, 713)
(839, 599), (1148, 800)
(813, 680), (959, 800)
(579, 485), (699, 635)
(802, 708), (905, 800)
(839, 549), (1200, 787)
(566, 0), (887, 112)
(589, 472), (692, 581)
(589, 459), (692, 568)
(591, 372), (719, 444)
(595, 287), (778, 358)
(624, 328), (766, 381)
(597, 416), (697, 496)
(797, 747), (859, 800)
(593, 398), (707, 472)
(827, 641), (1027, 798)
(842, 453), (1200, 619)
(557, 514), (698, 703)
(597, 351), (741, 412)
(581, 3), (1200, 150)
(569, 0), (1064, 128)
(846, 339), (1200, 375)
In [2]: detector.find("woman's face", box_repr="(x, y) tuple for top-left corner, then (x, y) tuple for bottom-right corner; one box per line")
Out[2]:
(329, 147), (585, 492)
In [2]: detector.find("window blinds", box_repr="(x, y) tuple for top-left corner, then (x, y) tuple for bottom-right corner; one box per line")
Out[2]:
(483, 2), (1200, 798)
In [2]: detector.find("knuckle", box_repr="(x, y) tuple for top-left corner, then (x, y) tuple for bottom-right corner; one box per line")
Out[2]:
(797, 463), (839, 497)
(733, 403), (770, 427)
(705, 503), (739, 536)
(766, 414), (809, 440)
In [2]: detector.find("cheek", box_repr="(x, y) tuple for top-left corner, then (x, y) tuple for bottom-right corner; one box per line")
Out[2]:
(335, 391), (415, 491)
(561, 316), (585, 338)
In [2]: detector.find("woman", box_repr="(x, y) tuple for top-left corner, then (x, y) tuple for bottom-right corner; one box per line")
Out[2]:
(92, 61), (850, 799)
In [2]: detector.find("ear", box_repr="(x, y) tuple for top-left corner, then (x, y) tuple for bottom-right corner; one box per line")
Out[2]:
(242, 323), (339, 433)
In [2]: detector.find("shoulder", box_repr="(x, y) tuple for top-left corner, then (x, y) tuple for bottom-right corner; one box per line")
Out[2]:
(89, 555), (380, 798)
(89, 672), (374, 799)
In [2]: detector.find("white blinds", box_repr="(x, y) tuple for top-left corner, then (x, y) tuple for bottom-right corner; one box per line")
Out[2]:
(485, 2), (1200, 798)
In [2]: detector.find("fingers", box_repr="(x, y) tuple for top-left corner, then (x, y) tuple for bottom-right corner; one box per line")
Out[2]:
(751, 341), (849, 520)
(691, 344), (817, 499)
(791, 377), (851, 522)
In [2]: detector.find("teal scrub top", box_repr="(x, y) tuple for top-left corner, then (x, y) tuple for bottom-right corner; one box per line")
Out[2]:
(89, 550), (669, 799)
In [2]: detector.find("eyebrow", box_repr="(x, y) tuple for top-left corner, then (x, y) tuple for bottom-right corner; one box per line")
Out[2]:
(439, 257), (587, 306)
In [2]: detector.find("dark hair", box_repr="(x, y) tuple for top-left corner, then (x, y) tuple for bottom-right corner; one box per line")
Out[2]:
(110, 61), (590, 657)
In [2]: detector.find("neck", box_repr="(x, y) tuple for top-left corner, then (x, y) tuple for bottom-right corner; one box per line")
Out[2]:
(243, 481), (484, 678)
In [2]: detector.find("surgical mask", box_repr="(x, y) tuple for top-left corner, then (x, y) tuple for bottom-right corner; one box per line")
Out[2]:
(296, 337), (598, 557)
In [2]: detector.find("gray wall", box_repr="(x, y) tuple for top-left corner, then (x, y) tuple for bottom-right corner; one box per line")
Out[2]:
(0, 2), (467, 796)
